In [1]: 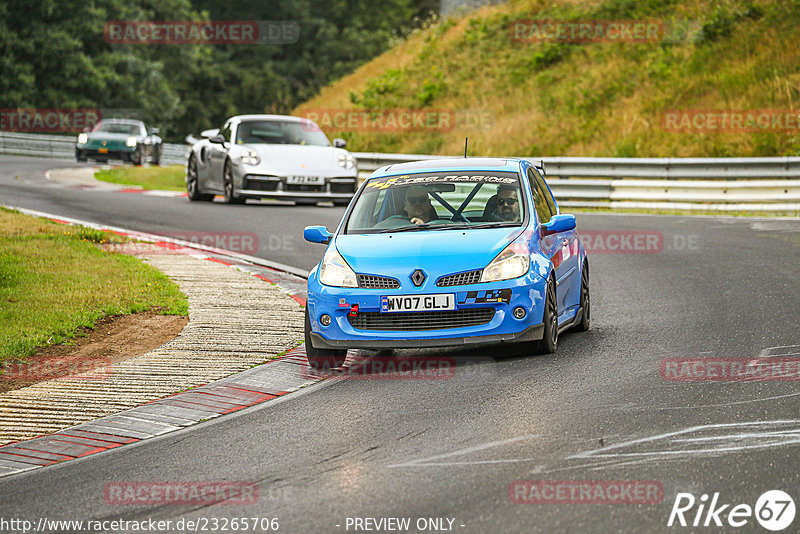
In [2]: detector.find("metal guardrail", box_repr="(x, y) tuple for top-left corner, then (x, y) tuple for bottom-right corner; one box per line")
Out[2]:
(0, 131), (188, 166)
(2, 132), (798, 212)
(352, 153), (800, 212)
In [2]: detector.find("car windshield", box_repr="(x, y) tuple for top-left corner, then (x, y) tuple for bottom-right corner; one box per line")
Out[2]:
(345, 171), (525, 234)
(92, 121), (142, 135)
(235, 119), (330, 146)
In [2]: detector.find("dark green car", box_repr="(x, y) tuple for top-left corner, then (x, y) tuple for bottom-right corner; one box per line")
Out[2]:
(76, 119), (162, 165)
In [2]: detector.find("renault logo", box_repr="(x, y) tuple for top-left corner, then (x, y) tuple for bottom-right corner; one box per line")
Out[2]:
(410, 269), (426, 287)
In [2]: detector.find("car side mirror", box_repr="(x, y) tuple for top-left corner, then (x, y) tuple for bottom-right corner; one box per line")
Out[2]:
(333, 138), (347, 148)
(209, 134), (226, 144)
(541, 214), (576, 236)
(304, 226), (332, 244)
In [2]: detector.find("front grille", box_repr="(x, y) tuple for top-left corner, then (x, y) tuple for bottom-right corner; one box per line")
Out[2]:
(348, 308), (495, 331)
(244, 178), (278, 192)
(437, 270), (483, 287)
(285, 184), (325, 192)
(358, 274), (400, 289)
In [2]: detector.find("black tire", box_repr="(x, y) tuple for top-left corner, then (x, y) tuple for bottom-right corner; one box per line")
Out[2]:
(304, 308), (347, 370)
(534, 278), (558, 354)
(223, 160), (246, 204)
(295, 199), (317, 206)
(333, 200), (350, 207)
(151, 145), (161, 166)
(574, 261), (590, 332)
(186, 155), (214, 202)
(76, 155), (87, 163)
(131, 148), (142, 166)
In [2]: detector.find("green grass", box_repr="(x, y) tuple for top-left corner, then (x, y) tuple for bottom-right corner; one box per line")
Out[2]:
(296, 0), (800, 158)
(0, 208), (188, 363)
(94, 165), (185, 191)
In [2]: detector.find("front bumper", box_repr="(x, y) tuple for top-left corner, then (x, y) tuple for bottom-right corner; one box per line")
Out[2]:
(306, 272), (548, 351)
(76, 145), (136, 159)
(237, 175), (356, 201)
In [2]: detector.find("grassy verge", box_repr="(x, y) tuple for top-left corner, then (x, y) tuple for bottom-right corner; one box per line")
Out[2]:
(296, 0), (800, 158)
(94, 165), (185, 191)
(0, 208), (188, 363)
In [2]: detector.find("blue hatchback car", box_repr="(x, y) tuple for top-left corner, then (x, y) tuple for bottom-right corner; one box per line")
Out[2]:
(303, 158), (589, 369)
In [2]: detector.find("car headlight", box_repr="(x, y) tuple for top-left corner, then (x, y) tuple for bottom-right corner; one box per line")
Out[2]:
(126, 136), (137, 147)
(480, 242), (530, 283)
(319, 248), (358, 288)
(241, 149), (260, 166)
(337, 153), (355, 169)
(77, 133), (88, 145)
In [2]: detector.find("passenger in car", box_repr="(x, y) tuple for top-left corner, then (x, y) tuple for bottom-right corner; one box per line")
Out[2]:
(403, 186), (437, 224)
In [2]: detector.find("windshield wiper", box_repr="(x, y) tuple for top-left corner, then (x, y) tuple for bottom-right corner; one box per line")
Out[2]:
(464, 222), (520, 229)
(376, 222), (462, 233)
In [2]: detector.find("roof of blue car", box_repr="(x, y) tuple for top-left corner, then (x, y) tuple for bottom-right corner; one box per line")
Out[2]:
(374, 157), (522, 176)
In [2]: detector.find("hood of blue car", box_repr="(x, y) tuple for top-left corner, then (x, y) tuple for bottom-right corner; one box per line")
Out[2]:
(335, 227), (522, 284)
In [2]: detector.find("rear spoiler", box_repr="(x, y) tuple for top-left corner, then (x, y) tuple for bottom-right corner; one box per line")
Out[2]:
(533, 160), (546, 177)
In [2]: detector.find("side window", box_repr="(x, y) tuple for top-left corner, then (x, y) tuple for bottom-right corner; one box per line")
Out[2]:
(220, 122), (233, 143)
(528, 168), (552, 224)
(534, 171), (558, 216)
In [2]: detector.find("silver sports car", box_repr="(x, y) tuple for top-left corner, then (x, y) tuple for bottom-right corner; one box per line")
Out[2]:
(186, 114), (358, 205)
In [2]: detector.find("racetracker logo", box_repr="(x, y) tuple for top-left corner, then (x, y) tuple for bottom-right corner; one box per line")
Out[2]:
(104, 20), (299, 45)
(578, 230), (663, 254)
(105, 232), (261, 255)
(509, 480), (664, 504)
(299, 109), (493, 133)
(301, 355), (458, 380)
(663, 109), (800, 133)
(1, 356), (111, 381)
(1, 108), (101, 133)
(660, 357), (800, 381)
(668, 490), (795, 530)
(510, 19), (665, 43)
(104, 481), (258, 505)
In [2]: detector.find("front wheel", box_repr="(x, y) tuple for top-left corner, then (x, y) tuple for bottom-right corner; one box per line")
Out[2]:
(304, 308), (347, 371)
(534, 278), (558, 354)
(131, 149), (142, 166)
(223, 160), (246, 204)
(151, 145), (161, 166)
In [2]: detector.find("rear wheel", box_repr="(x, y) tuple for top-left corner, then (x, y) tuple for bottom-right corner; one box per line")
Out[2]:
(186, 155), (213, 201)
(304, 308), (347, 371)
(223, 160), (246, 204)
(534, 278), (558, 354)
(574, 261), (590, 332)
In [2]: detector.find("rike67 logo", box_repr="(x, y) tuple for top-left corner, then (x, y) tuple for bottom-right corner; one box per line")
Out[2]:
(668, 490), (795, 531)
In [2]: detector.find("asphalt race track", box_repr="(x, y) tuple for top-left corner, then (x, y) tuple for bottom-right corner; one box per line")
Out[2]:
(1, 155), (799, 533)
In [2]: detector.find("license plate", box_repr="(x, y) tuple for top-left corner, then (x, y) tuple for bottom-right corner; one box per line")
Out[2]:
(286, 175), (325, 185)
(381, 294), (455, 313)
(98, 148), (109, 154)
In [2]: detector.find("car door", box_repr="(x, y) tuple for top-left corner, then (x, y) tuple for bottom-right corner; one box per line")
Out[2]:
(209, 120), (233, 189)
(531, 168), (579, 317)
